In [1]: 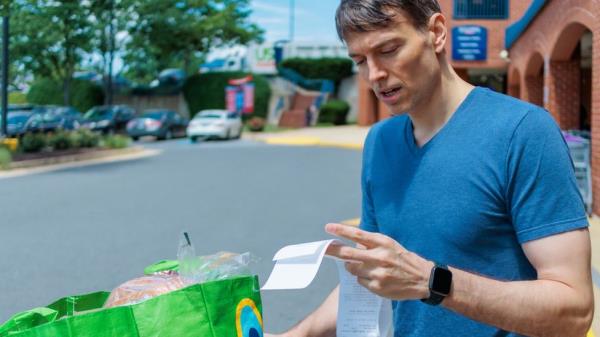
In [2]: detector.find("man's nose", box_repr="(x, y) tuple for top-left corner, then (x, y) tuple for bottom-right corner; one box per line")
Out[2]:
(366, 59), (387, 84)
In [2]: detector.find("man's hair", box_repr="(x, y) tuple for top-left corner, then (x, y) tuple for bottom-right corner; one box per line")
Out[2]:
(335, 0), (441, 41)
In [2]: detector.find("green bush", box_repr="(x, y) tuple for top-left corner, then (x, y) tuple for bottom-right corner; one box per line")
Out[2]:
(318, 99), (350, 125)
(183, 72), (271, 120)
(8, 92), (27, 104)
(20, 133), (47, 153)
(27, 78), (104, 113)
(0, 147), (11, 169)
(48, 130), (73, 150)
(103, 134), (130, 149)
(68, 130), (84, 149)
(279, 58), (354, 83)
(71, 129), (101, 148)
(247, 116), (266, 132)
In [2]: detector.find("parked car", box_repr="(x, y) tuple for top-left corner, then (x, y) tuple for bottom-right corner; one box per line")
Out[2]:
(27, 106), (83, 133)
(186, 110), (243, 142)
(83, 105), (136, 134)
(3, 111), (37, 137)
(126, 109), (188, 141)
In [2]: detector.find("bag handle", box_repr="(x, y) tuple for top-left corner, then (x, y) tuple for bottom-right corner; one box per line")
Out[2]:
(0, 307), (58, 336)
(0, 291), (111, 336)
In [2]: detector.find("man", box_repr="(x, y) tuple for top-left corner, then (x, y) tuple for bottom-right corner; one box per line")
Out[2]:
(267, 0), (594, 336)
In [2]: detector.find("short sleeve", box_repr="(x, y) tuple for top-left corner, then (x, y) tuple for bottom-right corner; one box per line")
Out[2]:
(360, 127), (379, 233)
(506, 108), (588, 243)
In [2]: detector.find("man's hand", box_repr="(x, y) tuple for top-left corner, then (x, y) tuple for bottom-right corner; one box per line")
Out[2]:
(325, 222), (433, 300)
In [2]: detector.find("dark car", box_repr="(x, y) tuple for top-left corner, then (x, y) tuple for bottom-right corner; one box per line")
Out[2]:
(3, 111), (38, 137)
(126, 109), (188, 141)
(83, 105), (136, 134)
(27, 106), (84, 133)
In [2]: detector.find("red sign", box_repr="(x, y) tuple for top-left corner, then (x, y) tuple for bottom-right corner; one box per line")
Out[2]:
(242, 83), (254, 114)
(225, 86), (238, 112)
(228, 75), (253, 86)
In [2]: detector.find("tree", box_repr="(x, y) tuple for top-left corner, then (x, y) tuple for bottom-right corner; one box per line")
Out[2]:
(123, 0), (264, 83)
(89, 0), (136, 105)
(9, 0), (93, 105)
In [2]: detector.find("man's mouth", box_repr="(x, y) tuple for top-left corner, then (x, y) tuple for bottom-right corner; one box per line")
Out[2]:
(380, 86), (402, 97)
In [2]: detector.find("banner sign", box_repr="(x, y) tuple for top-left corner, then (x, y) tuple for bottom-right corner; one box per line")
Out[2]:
(226, 86), (238, 113)
(452, 25), (487, 61)
(225, 78), (254, 114)
(242, 83), (254, 114)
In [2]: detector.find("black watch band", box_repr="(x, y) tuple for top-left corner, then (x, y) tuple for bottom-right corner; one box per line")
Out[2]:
(421, 263), (452, 306)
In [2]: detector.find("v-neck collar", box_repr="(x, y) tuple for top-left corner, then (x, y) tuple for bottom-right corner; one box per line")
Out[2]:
(405, 87), (479, 156)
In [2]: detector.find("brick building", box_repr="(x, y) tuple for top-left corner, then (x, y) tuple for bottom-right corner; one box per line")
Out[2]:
(507, 0), (599, 212)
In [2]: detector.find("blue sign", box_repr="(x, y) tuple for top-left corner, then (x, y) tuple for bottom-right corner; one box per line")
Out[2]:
(452, 25), (487, 61)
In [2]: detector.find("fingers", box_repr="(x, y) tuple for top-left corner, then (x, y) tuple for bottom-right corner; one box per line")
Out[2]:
(325, 223), (390, 248)
(326, 242), (382, 264)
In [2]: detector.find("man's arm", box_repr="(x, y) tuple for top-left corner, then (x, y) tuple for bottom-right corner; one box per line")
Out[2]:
(444, 228), (593, 336)
(325, 223), (594, 337)
(266, 286), (339, 337)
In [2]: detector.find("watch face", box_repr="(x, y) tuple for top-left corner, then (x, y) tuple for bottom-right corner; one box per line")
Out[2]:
(431, 267), (452, 295)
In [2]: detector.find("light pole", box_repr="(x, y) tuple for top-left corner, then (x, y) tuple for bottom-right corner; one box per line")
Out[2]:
(289, 0), (295, 42)
(1, 15), (8, 137)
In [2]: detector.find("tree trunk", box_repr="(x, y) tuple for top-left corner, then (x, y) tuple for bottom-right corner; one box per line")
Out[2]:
(63, 75), (71, 106)
(106, 0), (114, 105)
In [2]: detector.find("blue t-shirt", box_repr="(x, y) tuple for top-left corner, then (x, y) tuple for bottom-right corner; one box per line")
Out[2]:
(360, 87), (588, 336)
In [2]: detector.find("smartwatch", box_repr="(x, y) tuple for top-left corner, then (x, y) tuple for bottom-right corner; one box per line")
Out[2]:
(421, 263), (452, 306)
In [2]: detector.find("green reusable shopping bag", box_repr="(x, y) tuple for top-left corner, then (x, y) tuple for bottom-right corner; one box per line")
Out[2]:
(0, 275), (263, 337)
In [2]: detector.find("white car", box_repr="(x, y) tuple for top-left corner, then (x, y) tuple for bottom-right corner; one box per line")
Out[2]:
(187, 110), (243, 141)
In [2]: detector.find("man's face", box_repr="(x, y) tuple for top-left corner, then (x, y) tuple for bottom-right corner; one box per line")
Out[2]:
(346, 11), (440, 115)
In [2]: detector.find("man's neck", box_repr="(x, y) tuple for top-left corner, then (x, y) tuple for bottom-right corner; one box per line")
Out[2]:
(408, 72), (474, 147)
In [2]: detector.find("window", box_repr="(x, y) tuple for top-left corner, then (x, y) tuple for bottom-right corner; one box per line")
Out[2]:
(454, 0), (508, 19)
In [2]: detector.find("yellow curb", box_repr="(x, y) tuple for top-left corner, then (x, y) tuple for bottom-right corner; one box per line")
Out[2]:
(264, 137), (321, 146)
(340, 218), (360, 227)
(262, 137), (363, 150)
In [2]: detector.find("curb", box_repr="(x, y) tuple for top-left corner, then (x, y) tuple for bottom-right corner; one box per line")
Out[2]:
(6, 146), (147, 170)
(260, 136), (363, 150)
(0, 147), (160, 179)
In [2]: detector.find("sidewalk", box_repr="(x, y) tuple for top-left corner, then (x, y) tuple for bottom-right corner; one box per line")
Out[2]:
(243, 125), (370, 150)
(248, 125), (599, 335)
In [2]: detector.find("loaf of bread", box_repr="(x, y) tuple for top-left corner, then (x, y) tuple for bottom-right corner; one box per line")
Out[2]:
(104, 273), (186, 308)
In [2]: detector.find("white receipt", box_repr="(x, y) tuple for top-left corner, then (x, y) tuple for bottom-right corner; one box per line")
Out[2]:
(262, 240), (393, 336)
(261, 240), (334, 290)
(336, 260), (393, 337)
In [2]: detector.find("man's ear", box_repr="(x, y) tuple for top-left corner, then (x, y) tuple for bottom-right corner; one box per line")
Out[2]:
(428, 13), (447, 53)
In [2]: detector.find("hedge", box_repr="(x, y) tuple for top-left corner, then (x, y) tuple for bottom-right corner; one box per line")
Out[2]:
(183, 72), (271, 119)
(8, 92), (27, 104)
(318, 99), (350, 125)
(27, 78), (105, 113)
(279, 58), (354, 83)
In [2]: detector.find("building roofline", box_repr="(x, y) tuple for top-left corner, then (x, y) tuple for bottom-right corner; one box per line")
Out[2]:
(505, 0), (547, 50)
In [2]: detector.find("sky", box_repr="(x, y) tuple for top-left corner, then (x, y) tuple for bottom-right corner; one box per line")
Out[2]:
(249, 0), (341, 43)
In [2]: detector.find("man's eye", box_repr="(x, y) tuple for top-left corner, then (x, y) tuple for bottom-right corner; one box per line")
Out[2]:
(354, 59), (365, 66)
(381, 47), (398, 55)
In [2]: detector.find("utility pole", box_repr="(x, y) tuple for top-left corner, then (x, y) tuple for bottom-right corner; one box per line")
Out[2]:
(289, 0), (295, 42)
(107, 0), (114, 106)
(1, 15), (9, 137)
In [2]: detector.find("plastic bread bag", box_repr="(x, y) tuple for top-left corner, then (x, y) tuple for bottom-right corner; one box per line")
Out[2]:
(177, 232), (256, 285)
(105, 232), (257, 307)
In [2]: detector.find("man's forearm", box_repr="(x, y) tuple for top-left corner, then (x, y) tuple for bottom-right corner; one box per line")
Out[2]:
(286, 286), (339, 337)
(443, 268), (594, 336)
